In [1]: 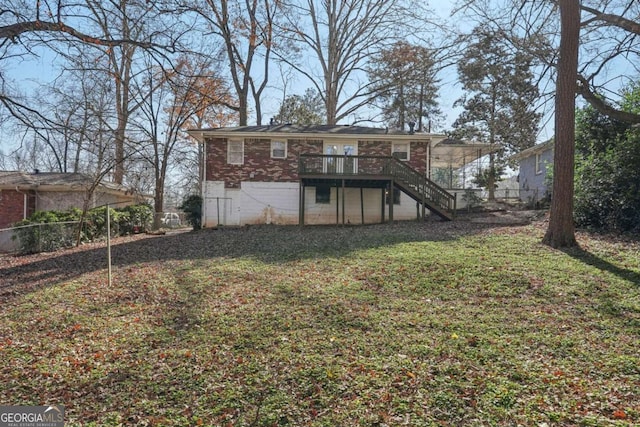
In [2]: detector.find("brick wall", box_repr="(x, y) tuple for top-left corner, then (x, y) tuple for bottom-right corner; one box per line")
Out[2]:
(205, 137), (323, 188)
(204, 136), (429, 187)
(0, 190), (26, 228)
(409, 141), (429, 175)
(359, 140), (392, 156)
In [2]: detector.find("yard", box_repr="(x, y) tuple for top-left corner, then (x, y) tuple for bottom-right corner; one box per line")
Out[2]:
(0, 214), (638, 426)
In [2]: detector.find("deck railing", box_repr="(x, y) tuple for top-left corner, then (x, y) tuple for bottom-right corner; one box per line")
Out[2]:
(299, 154), (389, 176)
(299, 154), (455, 219)
(384, 157), (456, 215)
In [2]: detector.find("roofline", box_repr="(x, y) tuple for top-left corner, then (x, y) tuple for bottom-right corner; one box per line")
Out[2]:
(187, 128), (448, 143)
(510, 139), (554, 162)
(0, 183), (140, 198)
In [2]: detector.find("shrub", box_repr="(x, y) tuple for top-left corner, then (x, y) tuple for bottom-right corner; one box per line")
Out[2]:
(574, 97), (640, 233)
(11, 210), (80, 254)
(180, 195), (202, 230)
(11, 204), (154, 254)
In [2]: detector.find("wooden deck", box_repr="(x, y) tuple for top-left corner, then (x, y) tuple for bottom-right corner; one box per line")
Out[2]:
(298, 154), (456, 223)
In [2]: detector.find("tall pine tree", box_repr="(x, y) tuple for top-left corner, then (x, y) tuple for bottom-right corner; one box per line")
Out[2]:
(368, 41), (441, 132)
(452, 27), (541, 200)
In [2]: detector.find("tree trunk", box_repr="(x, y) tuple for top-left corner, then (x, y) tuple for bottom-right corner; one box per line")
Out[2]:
(487, 162), (496, 202)
(154, 185), (164, 230)
(114, 123), (126, 184)
(543, 0), (580, 248)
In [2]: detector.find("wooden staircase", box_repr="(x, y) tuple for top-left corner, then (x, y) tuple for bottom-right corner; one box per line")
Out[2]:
(385, 157), (456, 221)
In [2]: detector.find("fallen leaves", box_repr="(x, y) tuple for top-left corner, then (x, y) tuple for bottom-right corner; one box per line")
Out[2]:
(0, 222), (639, 425)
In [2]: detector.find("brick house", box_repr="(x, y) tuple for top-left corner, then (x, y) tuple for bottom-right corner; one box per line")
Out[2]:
(188, 125), (494, 226)
(0, 171), (142, 229)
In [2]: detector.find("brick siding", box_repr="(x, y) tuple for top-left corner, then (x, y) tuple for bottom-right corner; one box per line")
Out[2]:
(0, 190), (26, 228)
(205, 137), (429, 187)
(205, 137), (323, 188)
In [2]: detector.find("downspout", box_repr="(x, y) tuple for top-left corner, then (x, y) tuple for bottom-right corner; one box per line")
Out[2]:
(14, 186), (30, 220)
(201, 136), (207, 228)
(426, 142), (431, 180)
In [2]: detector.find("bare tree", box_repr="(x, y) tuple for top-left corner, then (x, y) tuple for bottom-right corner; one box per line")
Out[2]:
(133, 55), (238, 228)
(278, 0), (426, 125)
(183, 0), (282, 126)
(80, 0), (177, 185)
(0, 0), (177, 126)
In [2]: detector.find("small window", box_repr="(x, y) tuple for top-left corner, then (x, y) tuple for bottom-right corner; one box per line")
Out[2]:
(392, 143), (409, 160)
(386, 188), (401, 205)
(316, 185), (331, 204)
(535, 153), (543, 174)
(228, 140), (244, 165)
(271, 140), (287, 159)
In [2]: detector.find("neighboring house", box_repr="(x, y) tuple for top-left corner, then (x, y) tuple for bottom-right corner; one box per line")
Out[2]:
(0, 171), (143, 229)
(492, 175), (520, 201)
(512, 139), (554, 204)
(188, 124), (494, 226)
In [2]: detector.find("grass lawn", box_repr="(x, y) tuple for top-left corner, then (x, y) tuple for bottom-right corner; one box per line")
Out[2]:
(0, 221), (638, 426)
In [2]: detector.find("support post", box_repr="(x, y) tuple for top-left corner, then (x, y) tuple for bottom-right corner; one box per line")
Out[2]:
(107, 203), (112, 287)
(360, 187), (365, 224)
(335, 184), (339, 224)
(381, 187), (386, 223)
(342, 179), (346, 225)
(389, 181), (394, 222)
(299, 182), (305, 226)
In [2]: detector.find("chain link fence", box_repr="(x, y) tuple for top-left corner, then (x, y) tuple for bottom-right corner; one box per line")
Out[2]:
(1, 221), (81, 254)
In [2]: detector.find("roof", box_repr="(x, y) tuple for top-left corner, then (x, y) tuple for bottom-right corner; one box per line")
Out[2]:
(510, 139), (554, 162)
(0, 171), (135, 196)
(188, 124), (444, 141)
(431, 142), (497, 169)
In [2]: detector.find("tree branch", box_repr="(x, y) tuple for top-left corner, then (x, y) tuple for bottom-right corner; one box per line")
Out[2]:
(577, 75), (640, 124)
(580, 5), (640, 35)
(0, 20), (161, 49)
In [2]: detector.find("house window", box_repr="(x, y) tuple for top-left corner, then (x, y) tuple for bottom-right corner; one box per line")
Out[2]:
(227, 140), (244, 165)
(535, 153), (543, 174)
(316, 185), (331, 204)
(392, 143), (409, 160)
(386, 188), (401, 205)
(271, 140), (287, 159)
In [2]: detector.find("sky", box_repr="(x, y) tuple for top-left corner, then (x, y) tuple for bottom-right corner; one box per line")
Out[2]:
(1, 0), (556, 163)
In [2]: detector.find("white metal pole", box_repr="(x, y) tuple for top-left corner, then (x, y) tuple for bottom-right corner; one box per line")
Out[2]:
(107, 203), (112, 286)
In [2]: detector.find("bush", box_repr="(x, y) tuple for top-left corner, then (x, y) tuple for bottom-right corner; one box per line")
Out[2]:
(12, 211), (80, 254)
(574, 138), (640, 232)
(574, 99), (640, 233)
(11, 204), (154, 254)
(180, 195), (202, 230)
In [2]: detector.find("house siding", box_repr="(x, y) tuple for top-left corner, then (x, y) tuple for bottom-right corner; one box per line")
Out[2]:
(203, 136), (436, 226)
(205, 137), (324, 188)
(205, 137), (430, 187)
(202, 181), (426, 226)
(519, 147), (553, 202)
(0, 190), (26, 229)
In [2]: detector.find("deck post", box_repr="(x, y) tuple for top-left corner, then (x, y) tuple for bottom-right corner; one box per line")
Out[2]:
(360, 187), (365, 224)
(299, 182), (305, 226)
(381, 187), (385, 223)
(342, 179), (346, 225)
(335, 184), (339, 225)
(389, 180), (394, 222)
